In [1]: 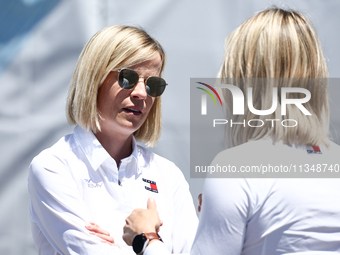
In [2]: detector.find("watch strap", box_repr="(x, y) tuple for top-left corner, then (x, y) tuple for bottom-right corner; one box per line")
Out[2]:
(144, 232), (161, 241)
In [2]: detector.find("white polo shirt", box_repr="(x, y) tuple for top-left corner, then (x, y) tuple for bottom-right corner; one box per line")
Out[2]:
(28, 125), (198, 255)
(191, 139), (340, 254)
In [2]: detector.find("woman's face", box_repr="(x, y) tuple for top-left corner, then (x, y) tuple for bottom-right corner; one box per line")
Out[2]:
(97, 54), (162, 138)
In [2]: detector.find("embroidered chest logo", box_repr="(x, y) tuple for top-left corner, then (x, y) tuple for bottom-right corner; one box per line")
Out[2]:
(307, 146), (322, 154)
(84, 179), (104, 188)
(143, 178), (158, 193)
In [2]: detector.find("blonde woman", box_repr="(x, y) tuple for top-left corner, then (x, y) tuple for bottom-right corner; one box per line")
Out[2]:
(28, 26), (197, 255)
(192, 8), (340, 254)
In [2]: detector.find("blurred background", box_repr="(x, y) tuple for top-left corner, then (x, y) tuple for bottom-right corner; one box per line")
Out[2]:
(1, 0), (340, 253)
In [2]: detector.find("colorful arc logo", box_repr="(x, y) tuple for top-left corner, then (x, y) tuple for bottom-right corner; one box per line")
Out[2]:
(196, 82), (222, 115)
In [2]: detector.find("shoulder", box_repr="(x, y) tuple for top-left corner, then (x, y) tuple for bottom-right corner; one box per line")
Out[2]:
(29, 133), (78, 179)
(137, 145), (186, 180)
(212, 139), (275, 165)
(137, 145), (180, 169)
(323, 140), (340, 155)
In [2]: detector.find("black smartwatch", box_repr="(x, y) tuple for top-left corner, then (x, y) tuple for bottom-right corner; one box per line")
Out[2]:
(132, 232), (162, 254)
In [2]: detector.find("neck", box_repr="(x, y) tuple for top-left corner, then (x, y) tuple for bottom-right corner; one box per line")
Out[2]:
(94, 131), (133, 164)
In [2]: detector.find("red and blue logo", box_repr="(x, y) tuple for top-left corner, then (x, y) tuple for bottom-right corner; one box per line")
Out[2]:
(143, 178), (158, 193)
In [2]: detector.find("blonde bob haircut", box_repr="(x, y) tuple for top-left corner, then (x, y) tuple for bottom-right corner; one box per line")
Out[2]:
(67, 25), (166, 147)
(219, 7), (330, 147)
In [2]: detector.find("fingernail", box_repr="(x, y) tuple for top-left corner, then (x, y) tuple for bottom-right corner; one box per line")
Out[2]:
(148, 197), (155, 202)
(85, 224), (92, 229)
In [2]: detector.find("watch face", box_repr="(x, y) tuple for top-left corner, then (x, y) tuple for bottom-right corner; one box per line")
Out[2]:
(132, 234), (147, 254)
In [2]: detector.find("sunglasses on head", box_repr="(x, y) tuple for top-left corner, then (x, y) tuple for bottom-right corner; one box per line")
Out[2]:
(114, 69), (167, 97)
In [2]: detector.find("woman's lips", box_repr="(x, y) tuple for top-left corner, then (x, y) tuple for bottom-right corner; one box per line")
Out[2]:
(123, 107), (142, 115)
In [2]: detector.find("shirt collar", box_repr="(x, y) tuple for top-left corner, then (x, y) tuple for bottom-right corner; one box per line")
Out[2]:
(119, 135), (140, 174)
(130, 136), (139, 162)
(74, 125), (139, 172)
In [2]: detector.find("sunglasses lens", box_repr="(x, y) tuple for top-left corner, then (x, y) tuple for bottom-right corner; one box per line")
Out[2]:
(146, 77), (167, 97)
(118, 69), (139, 90)
(118, 69), (167, 97)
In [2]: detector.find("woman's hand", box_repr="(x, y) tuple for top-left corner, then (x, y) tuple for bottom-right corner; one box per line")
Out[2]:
(85, 222), (120, 247)
(123, 197), (161, 246)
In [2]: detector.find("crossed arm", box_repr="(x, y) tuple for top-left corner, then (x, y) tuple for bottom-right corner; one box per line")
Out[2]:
(90, 196), (203, 254)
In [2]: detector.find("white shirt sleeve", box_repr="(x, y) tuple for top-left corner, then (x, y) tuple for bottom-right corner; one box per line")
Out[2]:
(190, 178), (250, 255)
(144, 241), (171, 255)
(28, 152), (133, 255)
(171, 168), (198, 254)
